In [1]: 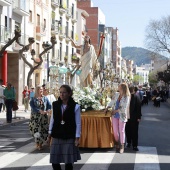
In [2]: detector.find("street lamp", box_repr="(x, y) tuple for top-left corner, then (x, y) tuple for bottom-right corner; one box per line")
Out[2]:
(42, 41), (51, 82)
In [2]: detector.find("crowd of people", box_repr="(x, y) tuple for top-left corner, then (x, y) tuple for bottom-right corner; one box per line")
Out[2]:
(134, 86), (169, 107)
(1, 78), (170, 169)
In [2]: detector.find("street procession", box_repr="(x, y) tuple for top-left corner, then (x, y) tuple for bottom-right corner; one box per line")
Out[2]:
(0, 0), (170, 170)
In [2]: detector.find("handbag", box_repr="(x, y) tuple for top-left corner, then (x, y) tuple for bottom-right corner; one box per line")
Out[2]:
(12, 100), (19, 111)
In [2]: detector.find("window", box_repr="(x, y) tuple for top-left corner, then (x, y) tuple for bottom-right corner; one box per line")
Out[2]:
(72, 25), (74, 39)
(60, 43), (62, 61)
(5, 16), (7, 27)
(66, 22), (69, 36)
(72, 48), (74, 56)
(15, 21), (20, 30)
(43, 19), (46, 30)
(51, 11), (55, 24)
(29, 10), (32, 22)
(66, 45), (68, 56)
(37, 14), (40, 26)
(67, 0), (69, 8)
(36, 43), (40, 56)
(5, 16), (12, 30)
(72, 3), (74, 18)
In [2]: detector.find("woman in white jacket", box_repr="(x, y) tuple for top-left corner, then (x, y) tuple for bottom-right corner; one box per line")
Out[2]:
(105, 83), (130, 153)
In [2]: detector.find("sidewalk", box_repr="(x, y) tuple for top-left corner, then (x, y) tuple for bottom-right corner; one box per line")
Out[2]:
(0, 105), (31, 129)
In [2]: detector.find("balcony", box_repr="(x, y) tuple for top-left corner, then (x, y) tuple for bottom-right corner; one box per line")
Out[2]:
(65, 29), (71, 42)
(0, 0), (12, 6)
(59, 5), (66, 14)
(0, 25), (11, 43)
(59, 26), (66, 39)
(66, 8), (72, 19)
(36, 25), (46, 37)
(51, 0), (59, 8)
(51, 24), (59, 34)
(12, 33), (29, 51)
(12, 0), (29, 16)
(71, 10), (77, 23)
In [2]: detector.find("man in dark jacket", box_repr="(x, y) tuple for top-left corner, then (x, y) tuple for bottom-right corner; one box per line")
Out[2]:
(125, 86), (142, 151)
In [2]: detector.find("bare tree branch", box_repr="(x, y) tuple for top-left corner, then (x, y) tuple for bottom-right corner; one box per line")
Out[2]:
(145, 15), (170, 57)
(0, 29), (21, 57)
(16, 35), (57, 87)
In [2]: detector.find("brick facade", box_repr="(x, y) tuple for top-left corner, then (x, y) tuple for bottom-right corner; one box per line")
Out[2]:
(78, 1), (99, 53)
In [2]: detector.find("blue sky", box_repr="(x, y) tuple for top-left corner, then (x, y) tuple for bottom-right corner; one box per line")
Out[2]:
(92, 0), (170, 48)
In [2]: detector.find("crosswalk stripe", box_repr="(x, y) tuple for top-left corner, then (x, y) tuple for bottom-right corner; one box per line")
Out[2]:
(0, 142), (13, 148)
(0, 142), (35, 168)
(0, 137), (32, 142)
(80, 152), (115, 170)
(134, 146), (160, 170)
(26, 155), (51, 170)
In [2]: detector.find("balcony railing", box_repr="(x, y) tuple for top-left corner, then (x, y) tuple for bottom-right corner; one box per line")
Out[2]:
(36, 25), (46, 37)
(59, 25), (66, 39)
(66, 8), (72, 19)
(51, 24), (59, 34)
(0, 25), (11, 43)
(59, 5), (66, 14)
(71, 10), (77, 23)
(51, 0), (59, 7)
(0, 0), (12, 6)
(12, 0), (29, 16)
(65, 29), (71, 42)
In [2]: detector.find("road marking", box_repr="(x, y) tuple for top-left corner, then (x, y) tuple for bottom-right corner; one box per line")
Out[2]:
(26, 155), (51, 170)
(80, 152), (115, 170)
(0, 137), (32, 142)
(0, 142), (13, 148)
(0, 142), (35, 168)
(134, 146), (160, 170)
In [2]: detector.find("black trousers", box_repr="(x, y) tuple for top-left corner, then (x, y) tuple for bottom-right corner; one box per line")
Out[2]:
(125, 119), (139, 147)
(52, 163), (73, 170)
(0, 103), (2, 112)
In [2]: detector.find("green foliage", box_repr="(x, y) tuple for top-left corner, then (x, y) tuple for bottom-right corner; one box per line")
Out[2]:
(122, 47), (167, 66)
(148, 72), (157, 84)
(72, 55), (78, 60)
(133, 74), (144, 84)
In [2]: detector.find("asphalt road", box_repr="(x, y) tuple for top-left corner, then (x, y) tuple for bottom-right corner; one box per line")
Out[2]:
(0, 101), (169, 170)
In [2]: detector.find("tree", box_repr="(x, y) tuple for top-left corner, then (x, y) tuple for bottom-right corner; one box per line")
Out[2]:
(133, 74), (144, 85)
(16, 36), (57, 87)
(145, 15), (170, 57)
(0, 28), (21, 57)
(148, 72), (157, 86)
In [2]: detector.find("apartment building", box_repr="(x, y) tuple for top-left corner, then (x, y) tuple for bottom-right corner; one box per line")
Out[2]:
(126, 59), (134, 80)
(134, 65), (149, 85)
(0, 0), (30, 104)
(121, 58), (127, 80)
(112, 27), (121, 78)
(77, 0), (105, 54)
(0, 0), (80, 104)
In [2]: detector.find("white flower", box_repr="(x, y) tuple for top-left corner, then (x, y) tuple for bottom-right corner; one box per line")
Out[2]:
(73, 87), (103, 111)
(82, 109), (86, 112)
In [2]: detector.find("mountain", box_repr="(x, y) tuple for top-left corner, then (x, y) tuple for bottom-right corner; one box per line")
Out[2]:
(121, 47), (167, 66)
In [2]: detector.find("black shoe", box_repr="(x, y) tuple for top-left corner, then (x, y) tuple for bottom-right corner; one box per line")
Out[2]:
(133, 147), (139, 151)
(126, 143), (131, 148)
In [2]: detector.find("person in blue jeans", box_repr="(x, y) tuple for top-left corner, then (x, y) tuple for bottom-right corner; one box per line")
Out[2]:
(3, 83), (15, 123)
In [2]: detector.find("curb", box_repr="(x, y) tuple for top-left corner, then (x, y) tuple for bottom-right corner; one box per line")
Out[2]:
(0, 118), (29, 130)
